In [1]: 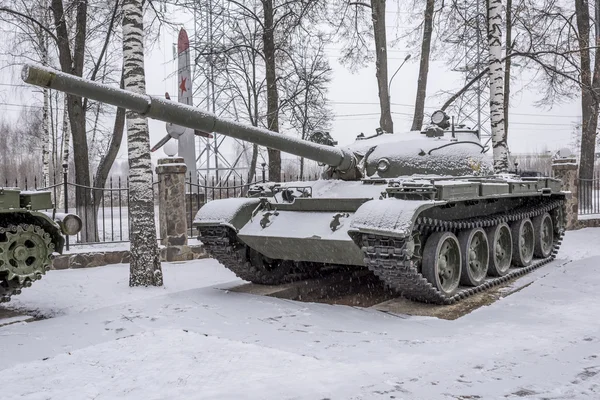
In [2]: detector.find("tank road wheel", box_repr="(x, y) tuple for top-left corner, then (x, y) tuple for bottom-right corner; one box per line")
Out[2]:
(511, 218), (534, 267)
(422, 232), (462, 297)
(486, 223), (512, 277)
(245, 247), (295, 285)
(533, 213), (554, 258)
(458, 228), (489, 287)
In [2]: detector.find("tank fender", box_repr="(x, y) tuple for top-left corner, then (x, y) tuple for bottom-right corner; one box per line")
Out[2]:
(347, 198), (439, 240)
(193, 198), (262, 232)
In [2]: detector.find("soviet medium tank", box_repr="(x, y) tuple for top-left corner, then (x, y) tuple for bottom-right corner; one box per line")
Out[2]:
(22, 64), (566, 305)
(0, 188), (82, 302)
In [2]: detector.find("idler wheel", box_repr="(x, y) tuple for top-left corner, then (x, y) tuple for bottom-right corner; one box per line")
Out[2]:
(533, 213), (554, 258)
(422, 232), (462, 297)
(458, 228), (489, 286)
(511, 218), (534, 267)
(486, 223), (512, 277)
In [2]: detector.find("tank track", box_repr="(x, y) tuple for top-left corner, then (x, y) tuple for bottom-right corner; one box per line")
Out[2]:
(199, 226), (319, 284)
(361, 199), (566, 304)
(0, 224), (54, 303)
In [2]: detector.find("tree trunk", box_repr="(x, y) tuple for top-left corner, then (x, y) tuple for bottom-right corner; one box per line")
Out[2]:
(371, 0), (393, 133)
(575, 0), (599, 182)
(503, 0), (512, 137)
(575, 0), (600, 210)
(51, 0), (94, 242)
(93, 69), (126, 221)
(411, 0), (435, 131)
(262, 0), (281, 181)
(42, 88), (50, 187)
(123, 0), (163, 287)
(58, 94), (70, 209)
(40, 3), (50, 187)
(487, 0), (509, 172)
(247, 143), (259, 184)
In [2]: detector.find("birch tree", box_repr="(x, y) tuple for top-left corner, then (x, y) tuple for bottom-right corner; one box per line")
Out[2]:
(122, 0), (163, 287)
(39, 1), (51, 187)
(487, 0), (509, 172)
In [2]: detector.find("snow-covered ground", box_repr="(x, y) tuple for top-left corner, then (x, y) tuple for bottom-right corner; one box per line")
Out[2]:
(2, 229), (600, 399)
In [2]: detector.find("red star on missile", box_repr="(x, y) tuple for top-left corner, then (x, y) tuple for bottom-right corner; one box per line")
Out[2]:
(179, 77), (187, 94)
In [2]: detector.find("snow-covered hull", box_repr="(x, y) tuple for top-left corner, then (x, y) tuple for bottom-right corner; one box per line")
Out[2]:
(195, 176), (567, 304)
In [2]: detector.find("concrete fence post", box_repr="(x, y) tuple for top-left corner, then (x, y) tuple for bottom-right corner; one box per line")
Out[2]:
(156, 157), (193, 261)
(552, 158), (578, 230)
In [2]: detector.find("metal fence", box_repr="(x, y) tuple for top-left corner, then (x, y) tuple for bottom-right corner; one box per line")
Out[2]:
(183, 172), (320, 237)
(5, 169), (321, 248)
(4, 170), (131, 250)
(579, 176), (600, 216)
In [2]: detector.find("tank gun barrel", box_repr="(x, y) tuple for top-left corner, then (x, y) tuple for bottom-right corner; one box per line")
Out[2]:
(22, 64), (354, 172)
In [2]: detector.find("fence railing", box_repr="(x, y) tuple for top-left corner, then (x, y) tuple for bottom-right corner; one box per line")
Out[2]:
(183, 172), (320, 237)
(578, 176), (600, 216)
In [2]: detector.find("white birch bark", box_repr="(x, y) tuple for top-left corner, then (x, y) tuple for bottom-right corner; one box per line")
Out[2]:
(487, 0), (509, 173)
(42, 88), (50, 187)
(123, 0), (163, 287)
(40, 2), (50, 187)
(61, 94), (71, 167)
(58, 94), (71, 209)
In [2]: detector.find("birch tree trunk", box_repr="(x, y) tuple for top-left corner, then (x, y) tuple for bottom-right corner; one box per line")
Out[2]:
(411, 0), (435, 131)
(503, 0), (512, 137)
(59, 95), (71, 210)
(42, 88), (50, 187)
(61, 95), (71, 168)
(486, 0), (509, 173)
(122, 0), (163, 287)
(40, 2), (50, 187)
(371, 0), (393, 133)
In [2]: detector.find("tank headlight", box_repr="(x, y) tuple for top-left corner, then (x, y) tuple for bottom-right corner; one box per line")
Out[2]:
(61, 214), (82, 235)
(431, 110), (449, 128)
(377, 158), (390, 173)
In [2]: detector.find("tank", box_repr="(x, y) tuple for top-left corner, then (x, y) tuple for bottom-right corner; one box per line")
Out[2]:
(22, 64), (567, 304)
(0, 188), (82, 302)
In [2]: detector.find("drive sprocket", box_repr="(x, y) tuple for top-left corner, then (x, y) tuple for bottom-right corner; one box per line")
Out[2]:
(0, 224), (53, 302)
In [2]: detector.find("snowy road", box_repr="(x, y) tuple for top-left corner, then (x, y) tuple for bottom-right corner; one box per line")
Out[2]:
(1, 229), (600, 399)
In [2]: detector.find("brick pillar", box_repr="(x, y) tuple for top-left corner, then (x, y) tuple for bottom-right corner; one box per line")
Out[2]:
(552, 158), (578, 230)
(156, 157), (193, 261)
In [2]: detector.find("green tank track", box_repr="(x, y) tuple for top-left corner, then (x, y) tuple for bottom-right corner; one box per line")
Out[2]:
(360, 199), (566, 304)
(0, 224), (54, 303)
(199, 227), (319, 284)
